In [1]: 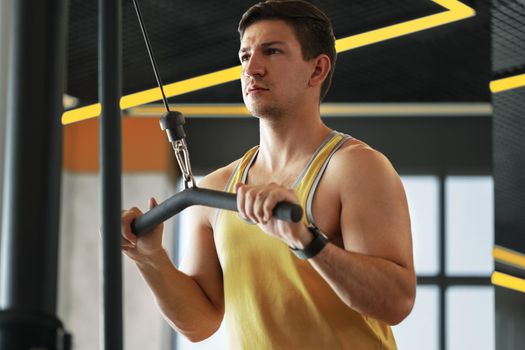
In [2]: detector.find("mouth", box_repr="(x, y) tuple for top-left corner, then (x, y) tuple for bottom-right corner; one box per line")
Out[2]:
(246, 86), (269, 95)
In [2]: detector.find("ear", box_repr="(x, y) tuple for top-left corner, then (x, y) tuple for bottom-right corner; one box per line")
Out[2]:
(308, 54), (331, 88)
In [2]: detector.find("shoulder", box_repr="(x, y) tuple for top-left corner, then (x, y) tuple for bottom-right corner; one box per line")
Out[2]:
(330, 137), (395, 173)
(198, 159), (241, 191)
(327, 137), (402, 198)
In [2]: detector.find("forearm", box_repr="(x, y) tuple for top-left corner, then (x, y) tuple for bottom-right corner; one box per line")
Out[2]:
(135, 249), (222, 341)
(309, 243), (416, 325)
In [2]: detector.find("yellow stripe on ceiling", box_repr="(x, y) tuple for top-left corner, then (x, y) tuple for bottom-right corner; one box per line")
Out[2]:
(490, 73), (525, 93)
(119, 66), (243, 111)
(62, 103), (102, 124)
(492, 271), (525, 294)
(129, 104), (251, 116)
(335, 0), (475, 52)
(62, 0), (475, 125)
(494, 246), (525, 271)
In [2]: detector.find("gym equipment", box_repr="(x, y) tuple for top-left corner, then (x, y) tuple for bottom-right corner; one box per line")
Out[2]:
(99, 0), (123, 349)
(0, 0), (71, 349)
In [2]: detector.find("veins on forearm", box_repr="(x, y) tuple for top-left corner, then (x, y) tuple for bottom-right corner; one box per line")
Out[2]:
(308, 243), (415, 324)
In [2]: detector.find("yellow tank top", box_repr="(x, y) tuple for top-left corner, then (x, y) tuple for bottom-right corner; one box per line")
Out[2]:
(214, 131), (397, 349)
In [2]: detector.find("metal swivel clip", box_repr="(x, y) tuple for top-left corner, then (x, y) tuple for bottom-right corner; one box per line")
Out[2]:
(160, 111), (197, 189)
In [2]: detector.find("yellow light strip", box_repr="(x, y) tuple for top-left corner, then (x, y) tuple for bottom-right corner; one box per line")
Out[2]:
(335, 0), (474, 52)
(62, 103), (102, 124)
(490, 73), (525, 93)
(61, 67), (242, 125)
(492, 271), (525, 294)
(493, 246), (525, 271)
(129, 104), (251, 116)
(119, 66), (242, 110)
(128, 102), (491, 117)
(62, 0), (475, 125)
(319, 102), (488, 116)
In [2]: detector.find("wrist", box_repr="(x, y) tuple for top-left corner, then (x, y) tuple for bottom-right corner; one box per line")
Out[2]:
(135, 247), (170, 269)
(289, 224), (315, 249)
(290, 224), (329, 260)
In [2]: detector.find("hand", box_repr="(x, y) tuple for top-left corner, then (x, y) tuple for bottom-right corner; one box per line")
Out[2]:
(121, 197), (165, 262)
(235, 183), (312, 249)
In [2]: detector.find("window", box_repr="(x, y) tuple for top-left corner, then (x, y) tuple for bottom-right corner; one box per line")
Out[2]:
(402, 176), (440, 275)
(446, 286), (494, 350)
(446, 176), (494, 275)
(393, 286), (439, 350)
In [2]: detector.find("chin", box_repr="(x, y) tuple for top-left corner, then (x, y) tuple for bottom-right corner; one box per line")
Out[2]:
(246, 101), (281, 119)
(251, 107), (281, 120)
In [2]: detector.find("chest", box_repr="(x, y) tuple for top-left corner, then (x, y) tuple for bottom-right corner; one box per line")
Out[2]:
(246, 161), (344, 248)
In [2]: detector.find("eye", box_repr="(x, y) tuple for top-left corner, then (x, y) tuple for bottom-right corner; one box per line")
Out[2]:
(266, 48), (280, 55)
(240, 54), (250, 62)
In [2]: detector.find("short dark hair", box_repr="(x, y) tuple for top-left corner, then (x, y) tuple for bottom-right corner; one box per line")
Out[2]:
(238, 0), (337, 101)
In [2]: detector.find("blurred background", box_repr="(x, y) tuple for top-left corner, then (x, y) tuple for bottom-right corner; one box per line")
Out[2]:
(1, 0), (524, 349)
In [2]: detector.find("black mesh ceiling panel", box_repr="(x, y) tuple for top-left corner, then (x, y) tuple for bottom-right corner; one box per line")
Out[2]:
(492, 0), (525, 254)
(493, 87), (525, 253)
(492, 0), (525, 76)
(66, 0), (489, 105)
(492, 2), (525, 346)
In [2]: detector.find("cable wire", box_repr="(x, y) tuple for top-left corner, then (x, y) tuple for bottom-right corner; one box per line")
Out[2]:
(131, 0), (170, 112)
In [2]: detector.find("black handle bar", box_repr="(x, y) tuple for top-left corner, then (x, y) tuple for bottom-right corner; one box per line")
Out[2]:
(131, 187), (303, 236)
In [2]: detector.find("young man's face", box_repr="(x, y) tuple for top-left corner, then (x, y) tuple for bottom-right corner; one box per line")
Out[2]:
(239, 19), (316, 119)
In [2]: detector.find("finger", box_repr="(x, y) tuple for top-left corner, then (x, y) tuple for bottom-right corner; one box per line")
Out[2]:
(121, 229), (136, 247)
(263, 191), (279, 222)
(254, 191), (268, 223)
(121, 239), (135, 249)
(236, 184), (247, 220)
(121, 225), (137, 245)
(265, 188), (299, 221)
(234, 183), (243, 193)
(121, 246), (135, 259)
(244, 188), (258, 223)
(149, 197), (158, 209)
(121, 207), (141, 244)
(284, 188), (300, 204)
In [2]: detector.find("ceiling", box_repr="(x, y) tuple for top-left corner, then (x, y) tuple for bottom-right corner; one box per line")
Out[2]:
(66, 0), (490, 107)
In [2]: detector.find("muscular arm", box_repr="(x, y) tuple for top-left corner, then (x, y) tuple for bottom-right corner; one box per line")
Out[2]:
(308, 245), (415, 326)
(133, 241), (222, 341)
(122, 168), (232, 342)
(308, 148), (416, 325)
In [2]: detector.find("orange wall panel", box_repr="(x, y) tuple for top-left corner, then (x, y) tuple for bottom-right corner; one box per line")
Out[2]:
(63, 117), (170, 172)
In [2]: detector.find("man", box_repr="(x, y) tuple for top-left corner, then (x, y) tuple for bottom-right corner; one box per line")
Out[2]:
(121, 1), (416, 348)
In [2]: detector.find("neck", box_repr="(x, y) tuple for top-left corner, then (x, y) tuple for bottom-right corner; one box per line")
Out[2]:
(257, 107), (332, 172)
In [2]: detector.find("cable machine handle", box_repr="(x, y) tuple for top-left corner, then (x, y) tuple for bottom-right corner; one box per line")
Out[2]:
(131, 187), (303, 236)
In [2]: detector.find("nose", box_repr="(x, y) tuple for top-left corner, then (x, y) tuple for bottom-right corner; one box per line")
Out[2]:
(243, 52), (265, 78)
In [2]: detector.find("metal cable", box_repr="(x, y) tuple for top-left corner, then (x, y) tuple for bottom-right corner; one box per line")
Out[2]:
(131, 0), (170, 112)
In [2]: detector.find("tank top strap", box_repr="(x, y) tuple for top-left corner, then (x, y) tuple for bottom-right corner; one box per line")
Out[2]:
(294, 132), (353, 226)
(224, 145), (259, 193)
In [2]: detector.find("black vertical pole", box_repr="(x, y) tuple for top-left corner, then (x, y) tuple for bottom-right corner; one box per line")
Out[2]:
(99, 0), (123, 349)
(0, 0), (70, 348)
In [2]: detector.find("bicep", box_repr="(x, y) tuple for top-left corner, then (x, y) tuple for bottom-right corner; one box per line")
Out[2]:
(179, 204), (224, 313)
(340, 151), (414, 270)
